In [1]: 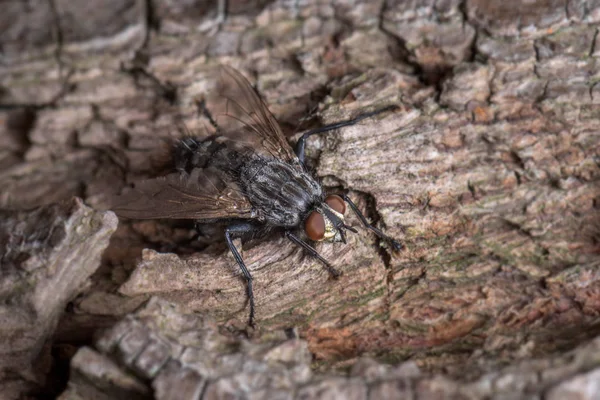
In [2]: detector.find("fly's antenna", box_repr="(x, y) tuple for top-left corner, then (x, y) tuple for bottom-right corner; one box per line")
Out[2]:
(320, 205), (353, 243)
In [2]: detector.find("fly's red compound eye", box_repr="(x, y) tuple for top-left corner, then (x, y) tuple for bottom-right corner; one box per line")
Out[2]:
(305, 211), (325, 241)
(325, 195), (346, 215)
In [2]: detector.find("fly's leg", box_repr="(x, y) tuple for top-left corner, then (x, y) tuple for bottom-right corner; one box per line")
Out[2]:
(120, 64), (177, 104)
(199, 0), (228, 35)
(225, 222), (261, 327)
(195, 98), (220, 132)
(341, 194), (403, 251)
(294, 105), (398, 163)
(285, 231), (340, 278)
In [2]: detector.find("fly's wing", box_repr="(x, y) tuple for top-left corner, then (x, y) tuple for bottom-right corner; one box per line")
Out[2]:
(209, 65), (300, 165)
(112, 168), (255, 220)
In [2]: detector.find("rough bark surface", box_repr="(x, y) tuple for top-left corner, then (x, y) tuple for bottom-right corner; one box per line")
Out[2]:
(59, 297), (600, 400)
(1, 0), (600, 398)
(0, 199), (117, 398)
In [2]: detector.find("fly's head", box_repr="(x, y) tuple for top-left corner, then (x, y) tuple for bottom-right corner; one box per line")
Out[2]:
(304, 195), (357, 243)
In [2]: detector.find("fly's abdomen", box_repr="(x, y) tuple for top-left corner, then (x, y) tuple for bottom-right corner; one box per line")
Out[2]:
(173, 136), (250, 174)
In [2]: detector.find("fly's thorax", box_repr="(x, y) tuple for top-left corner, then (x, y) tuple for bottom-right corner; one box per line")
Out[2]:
(239, 157), (323, 228)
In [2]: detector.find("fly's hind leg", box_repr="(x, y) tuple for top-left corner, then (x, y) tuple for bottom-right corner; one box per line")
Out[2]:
(225, 222), (261, 327)
(294, 105), (398, 163)
(194, 97), (220, 132)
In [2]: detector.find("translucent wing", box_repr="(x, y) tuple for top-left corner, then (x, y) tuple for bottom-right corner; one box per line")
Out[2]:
(112, 168), (255, 220)
(208, 65), (300, 165)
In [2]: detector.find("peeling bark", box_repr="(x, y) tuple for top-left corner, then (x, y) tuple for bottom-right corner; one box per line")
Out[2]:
(0, 199), (117, 398)
(1, 0), (600, 398)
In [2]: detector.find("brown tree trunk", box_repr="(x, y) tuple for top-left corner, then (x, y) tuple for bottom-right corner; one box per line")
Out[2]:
(1, 0), (599, 398)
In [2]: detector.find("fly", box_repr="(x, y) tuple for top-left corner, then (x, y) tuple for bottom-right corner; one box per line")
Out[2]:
(112, 66), (402, 327)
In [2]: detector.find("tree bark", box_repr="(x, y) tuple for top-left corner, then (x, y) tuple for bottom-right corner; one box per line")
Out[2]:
(1, 0), (600, 398)
(58, 297), (600, 400)
(0, 200), (117, 398)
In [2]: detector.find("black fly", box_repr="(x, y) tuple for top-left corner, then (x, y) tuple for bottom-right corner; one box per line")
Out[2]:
(112, 66), (401, 327)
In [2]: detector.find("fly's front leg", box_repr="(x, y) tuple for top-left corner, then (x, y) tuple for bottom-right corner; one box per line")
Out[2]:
(294, 105), (398, 163)
(341, 194), (403, 251)
(285, 231), (340, 278)
(225, 222), (261, 327)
